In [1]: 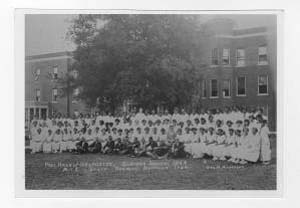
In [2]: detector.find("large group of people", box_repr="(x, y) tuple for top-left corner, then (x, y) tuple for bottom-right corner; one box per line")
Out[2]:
(28, 106), (272, 165)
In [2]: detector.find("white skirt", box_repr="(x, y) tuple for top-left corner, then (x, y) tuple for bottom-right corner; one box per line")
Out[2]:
(42, 142), (52, 153)
(60, 141), (68, 151)
(260, 139), (271, 162)
(51, 142), (60, 152)
(30, 141), (42, 153)
(191, 143), (205, 158)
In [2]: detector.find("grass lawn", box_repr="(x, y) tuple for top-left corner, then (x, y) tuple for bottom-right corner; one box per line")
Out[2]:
(25, 137), (277, 190)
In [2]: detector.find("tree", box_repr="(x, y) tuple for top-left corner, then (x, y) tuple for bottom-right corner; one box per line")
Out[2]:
(67, 14), (206, 113)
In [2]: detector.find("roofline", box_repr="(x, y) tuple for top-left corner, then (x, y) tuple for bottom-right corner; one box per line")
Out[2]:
(25, 51), (73, 61)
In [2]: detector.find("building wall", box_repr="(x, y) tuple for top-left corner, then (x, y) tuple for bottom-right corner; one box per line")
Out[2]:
(197, 22), (277, 130)
(25, 52), (89, 118)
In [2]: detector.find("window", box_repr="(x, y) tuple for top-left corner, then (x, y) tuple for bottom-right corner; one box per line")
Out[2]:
(222, 49), (230, 65)
(236, 77), (246, 96)
(52, 88), (58, 102)
(36, 89), (40, 102)
(258, 75), (268, 95)
(211, 48), (218, 65)
(53, 66), (58, 79)
(222, 80), (231, 98)
(210, 79), (218, 98)
(236, 49), (245, 67)
(258, 46), (268, 65)
(201, 80), (207, 98)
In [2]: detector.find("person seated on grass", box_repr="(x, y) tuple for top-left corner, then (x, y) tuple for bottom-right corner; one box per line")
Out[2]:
(170, 138), (186, 158)
(134, 137), (147, 157)
(119, 136), (131, 155)
(103, 135), (115, 154)
(145, 137), (159, 159)
(85, 128), (96, 152)
(86, 128), (101, 153)
(203, 127), (217, 158)
(128, 137), (141, 157)
(75, 129), (88, 154)
(212, 128), (227, 161)
(154, 129), (172, 160)
(113, 137), (124, 154)
(190, 127), (204, 159)
(30, 127), (43, 154)
(238, 127), (261, 165)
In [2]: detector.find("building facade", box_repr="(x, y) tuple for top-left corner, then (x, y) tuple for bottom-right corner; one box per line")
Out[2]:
(197, 19), (277, 130)
(25, 19), (277, 131)
(25, 51), (89, 126)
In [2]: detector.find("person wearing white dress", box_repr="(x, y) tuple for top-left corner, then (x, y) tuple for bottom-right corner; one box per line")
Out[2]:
(42, 129), (53, 153)
(212, 129), (226, 161)
(224, 128), (236, 161)
(176, 128), (185, 144)
(183, 127), (193, 156)
(30, 128), (43, 154)
(238, 127), (261, 164)
(52, 129), (62, 153)
(204, 127), (217, 157)
(85, 128), (96, 150)
(60, 128), (69, 152)
(190, 127), (204, 158)
(260, 120), (271, 164)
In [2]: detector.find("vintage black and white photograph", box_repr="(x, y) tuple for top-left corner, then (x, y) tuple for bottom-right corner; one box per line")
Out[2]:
(23, 11), (279, 192)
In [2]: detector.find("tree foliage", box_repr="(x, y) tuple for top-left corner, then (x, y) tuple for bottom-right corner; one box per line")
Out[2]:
(67, 14), (205, 112)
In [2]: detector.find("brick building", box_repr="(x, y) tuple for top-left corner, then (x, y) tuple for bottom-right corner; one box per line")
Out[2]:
(197, 19), (277, 130)
(25, 51), (89, 126)
(25, 18), (277, 131)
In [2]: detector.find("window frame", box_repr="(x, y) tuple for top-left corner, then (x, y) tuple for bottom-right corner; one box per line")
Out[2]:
(236, 48), (246, 67)
(258, 46), (268, 65)
(52, 88), (58, 103)
(201, 80), (207, 99)
(222, 48), (230, 66)
(53, 66), (59, 80)
(236, 76), (247, 97)
(211, 48), (219, 66)
(210, 79), (219, 98)
(257, 75), (269, 96)
(222, 79), (231, 98)
(35, 89), (41, 102)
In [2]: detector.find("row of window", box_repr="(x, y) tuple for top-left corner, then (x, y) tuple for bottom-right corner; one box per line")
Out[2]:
(35, 76), (268, 102)
(34, 67), (79, 81)
(201, 75), (269, 98)
(34, 66), (59, 80)
(35, 88), (80, 102)
(211, 46), (268, 66)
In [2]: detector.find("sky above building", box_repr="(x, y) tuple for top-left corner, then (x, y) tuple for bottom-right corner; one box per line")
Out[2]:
(25, 14), (276, 56)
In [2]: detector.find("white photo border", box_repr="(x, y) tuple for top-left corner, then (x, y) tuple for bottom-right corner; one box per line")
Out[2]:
(15, 9), (284, 198)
